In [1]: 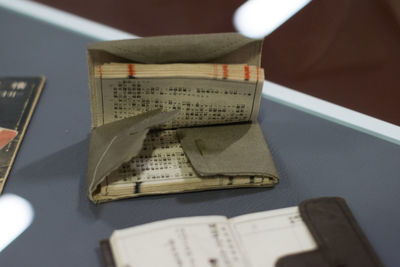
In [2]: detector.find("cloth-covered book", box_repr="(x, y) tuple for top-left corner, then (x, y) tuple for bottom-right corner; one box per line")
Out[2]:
(87, 33), (279, 203)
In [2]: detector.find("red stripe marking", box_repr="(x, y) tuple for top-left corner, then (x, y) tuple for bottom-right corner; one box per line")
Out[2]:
(256, 67), (259, 81)
(98, 65), (103, 78)
(244, 65), (250, 80)
(128, 64), (135, 77)
(0, 129), (17, 150)
(213, 64), (218, 78)
(223, 65), (229, 79)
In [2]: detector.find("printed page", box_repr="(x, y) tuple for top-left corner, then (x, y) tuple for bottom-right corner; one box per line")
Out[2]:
(230, 207), (317, 267)
(110, 216), (249, 267)
(89, 64), (268, 201)
(94, 130), (275, 201)
(95, 77), (261, 128)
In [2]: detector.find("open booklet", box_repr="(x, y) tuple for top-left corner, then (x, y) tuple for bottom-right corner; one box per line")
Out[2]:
(102, 207), (316, 267)
(101, 197), (384, 267)
(87, 33), (279, 203)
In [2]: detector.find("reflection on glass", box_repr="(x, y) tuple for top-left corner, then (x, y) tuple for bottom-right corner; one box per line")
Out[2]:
(0, 194), (34, 252)
(234, 0), (311, 39)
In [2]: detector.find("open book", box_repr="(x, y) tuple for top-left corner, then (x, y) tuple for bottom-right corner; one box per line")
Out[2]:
(87, 34), (279, 203)
(101, 197), (385, 267)
(102, 206), (316, 267)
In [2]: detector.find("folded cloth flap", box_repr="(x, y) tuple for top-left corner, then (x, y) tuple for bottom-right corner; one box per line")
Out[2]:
(276, 197), (384, 267)
(87, 110), (178, 201)
(87, 33), (263, 66)
(177, 123), (278, 178)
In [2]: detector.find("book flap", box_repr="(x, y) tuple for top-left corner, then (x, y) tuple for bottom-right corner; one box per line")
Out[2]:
(177, 123), (279, 178)
(87, 32), (263, 66)
(87, 109), (178, 202)
(276, 197), (384, 267)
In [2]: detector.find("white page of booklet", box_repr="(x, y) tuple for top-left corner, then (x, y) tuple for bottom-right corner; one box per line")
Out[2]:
(110, 216), (249, 267)
(109, 207), (317, 267)
(230, 207), (317, 267)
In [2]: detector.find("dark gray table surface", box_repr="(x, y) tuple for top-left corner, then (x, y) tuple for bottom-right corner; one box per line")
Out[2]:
(1, 7), (399, 267)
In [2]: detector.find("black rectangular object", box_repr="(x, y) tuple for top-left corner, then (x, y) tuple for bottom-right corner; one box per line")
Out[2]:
(0, 76), (45, 193)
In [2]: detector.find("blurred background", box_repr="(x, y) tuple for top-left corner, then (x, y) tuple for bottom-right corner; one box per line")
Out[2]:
(32, 0), (400, 125)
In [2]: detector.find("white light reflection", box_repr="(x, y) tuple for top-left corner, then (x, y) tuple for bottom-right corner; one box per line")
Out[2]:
(0, 194), (34, 252)
(234, 0), (311, 39)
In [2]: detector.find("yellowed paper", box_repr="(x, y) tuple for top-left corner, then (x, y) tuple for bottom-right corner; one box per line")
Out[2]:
(108, 207), (316, 267)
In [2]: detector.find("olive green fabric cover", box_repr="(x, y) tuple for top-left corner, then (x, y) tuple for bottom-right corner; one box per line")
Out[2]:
(177, 123), (278, 178)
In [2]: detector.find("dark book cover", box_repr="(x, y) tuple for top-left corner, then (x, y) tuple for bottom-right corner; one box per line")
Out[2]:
(0, 77), (45, 193)
(100, 240), (116, 267)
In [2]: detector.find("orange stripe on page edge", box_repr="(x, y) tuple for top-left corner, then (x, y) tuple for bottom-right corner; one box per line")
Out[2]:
(256, 67), (259, 81)
(222, 65), (229, 79)
(128, 64), (135, 78)
(0, 128), (18, 150)
(244, 65), (250, 81)
(98, 65), (103, 78)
